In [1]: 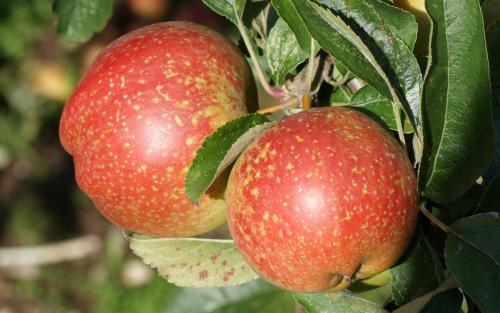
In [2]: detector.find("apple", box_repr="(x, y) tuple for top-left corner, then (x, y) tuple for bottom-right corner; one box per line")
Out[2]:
(60, 22), (256, 237)
(226, 107), (418, 292)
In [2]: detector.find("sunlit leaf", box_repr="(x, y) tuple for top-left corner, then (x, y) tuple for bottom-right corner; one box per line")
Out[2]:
(420, 0), (494, 203)
(128, 233), (259, 288)
(186, 114), (272, 203)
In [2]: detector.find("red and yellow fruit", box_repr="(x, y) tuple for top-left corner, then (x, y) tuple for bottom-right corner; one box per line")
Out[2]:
(60, 22), (255, 237)
(227, 107), (418, 292)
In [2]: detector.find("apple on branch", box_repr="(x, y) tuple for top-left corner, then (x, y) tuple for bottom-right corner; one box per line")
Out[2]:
(60, 22), (256, 237)
(226, 107), (418, 292)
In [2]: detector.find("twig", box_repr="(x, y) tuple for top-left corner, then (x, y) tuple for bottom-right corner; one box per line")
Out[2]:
(419, 202), (449, 233)
(323, 69), (351, 87)
(0, 235), (102, 267)
(235, 12), (284, 99)
(346, 78), (366, 93)
(257, 97), (299, 115)
(306, 41), (317, 91)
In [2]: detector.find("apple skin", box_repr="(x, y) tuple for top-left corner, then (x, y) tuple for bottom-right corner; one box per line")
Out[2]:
(60, 22), (255, 237)
(226, 107), (418, 292)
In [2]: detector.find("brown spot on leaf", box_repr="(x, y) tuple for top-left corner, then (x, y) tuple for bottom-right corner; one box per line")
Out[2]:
(199, 270), (208, 280)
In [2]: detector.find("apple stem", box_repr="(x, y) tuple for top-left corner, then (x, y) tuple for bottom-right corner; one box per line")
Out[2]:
(235, 13), (285, 99)
(301, 93), (312, 110)
(419, 202), (449, 233)
(257, 96), (299, 115)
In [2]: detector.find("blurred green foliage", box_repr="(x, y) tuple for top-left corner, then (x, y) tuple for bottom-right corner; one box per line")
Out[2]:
(0, 0), (53, 62)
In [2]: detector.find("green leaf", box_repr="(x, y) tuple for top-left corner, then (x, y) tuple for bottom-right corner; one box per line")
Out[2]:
(289, 0), (418, 133)
(271, 0), (314, 51)
(294, 292), (387, 313)
(393, 277), (459, 313)
(53, 0), (113, 43)
(347, 85), (413, 133)
(165, 279), (296, 313)
(202, 0), (266, 29)
(446, 213), (500, 313)
(486, 20), (500, 179)
(289, 0), (389, 98)
(186, 114), (272, 204)
(476, 174), (500, 214)
(433, 184), (485, 224)
(128, 233), (259, 288)
(265, 18), (309, 86)
(420, 289), (463, 313)
(349, 271), (393, 306)
(317, 0), (423, 129)
(330, 86), (352, 105)
(390, 229), (444, 306)
(420, 0), (494, 203)
(368, 0), (418, 50)
(201, 0), (241, 24)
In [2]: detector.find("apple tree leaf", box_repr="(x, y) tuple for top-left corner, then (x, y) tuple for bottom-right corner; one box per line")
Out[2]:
(367, 0), (418, 50)
(128, 233), (259, 288)
(420, 289), (464, 313)
(294, 292), (387, 313)
(317, 0), (423, 125)
(390, 229), (444, 306)
(420, 0), (494, 204)
(348, 271), (393, 306)
(392, 277), (459, 313)
(330, 86), (352, 106)
(164, 279), (296, 313)
(476, 174), (500, 214)
(445, 213), (500, 313)
(288, 0), (389, 100)
(345, 85), (413, 134)
(186, 113), (272, 204)
(433, 184), (485, 225)
(202, 0), (267, 28)
(201, 0), (243, 24)
(271, 0), (314, 51)
(288, 0), (418, 134)
(53, 0), (113, 43)
(264, 18), (309, 86)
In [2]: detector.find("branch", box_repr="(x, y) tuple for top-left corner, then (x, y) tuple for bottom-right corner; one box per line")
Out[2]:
(0, 235), (102, 267)
(419, 202), (449, 233)
(257, 97), (299, 114)
(235, 12), (284, 99)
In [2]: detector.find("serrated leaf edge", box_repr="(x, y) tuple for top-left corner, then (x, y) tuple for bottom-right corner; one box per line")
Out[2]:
(127, 233), (260, 288)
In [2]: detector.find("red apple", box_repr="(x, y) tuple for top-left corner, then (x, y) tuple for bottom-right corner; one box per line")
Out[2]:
(60, 22), (255, 237)
(227, 107), (418, 292)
